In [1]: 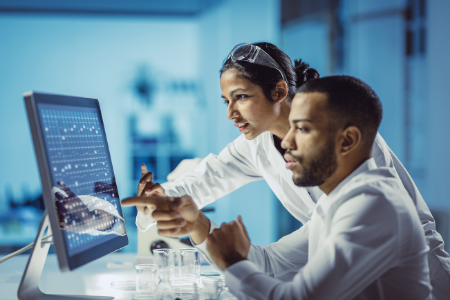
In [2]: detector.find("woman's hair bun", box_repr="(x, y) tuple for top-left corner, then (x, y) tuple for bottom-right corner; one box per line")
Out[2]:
(294, 59), (319, 87)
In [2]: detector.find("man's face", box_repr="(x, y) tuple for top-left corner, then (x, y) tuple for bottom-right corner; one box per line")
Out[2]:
(281, 92), (338, 187)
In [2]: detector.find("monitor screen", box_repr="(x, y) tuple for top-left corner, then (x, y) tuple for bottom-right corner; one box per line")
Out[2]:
(37, 103), (126, 257)
(25, 92), (128, 271)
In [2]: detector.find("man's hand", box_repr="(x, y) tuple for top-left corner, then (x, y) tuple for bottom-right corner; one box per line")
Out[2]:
(121, 195), (210, 244)
(206, 216), (251, 271)
(136, 163), (165, 217)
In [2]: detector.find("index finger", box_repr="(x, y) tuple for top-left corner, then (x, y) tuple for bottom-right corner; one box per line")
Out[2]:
(137, 171), (153, 196)
(121, 196), (173, 210)
(140, 163), (149, 179)
(237, 215), (249, 238)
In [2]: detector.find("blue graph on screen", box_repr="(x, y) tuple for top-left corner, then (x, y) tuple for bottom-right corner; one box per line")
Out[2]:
(38, 103), (125, 256)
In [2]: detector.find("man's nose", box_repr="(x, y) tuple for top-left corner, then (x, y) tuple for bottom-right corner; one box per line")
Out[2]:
(281, 128), (296, 150)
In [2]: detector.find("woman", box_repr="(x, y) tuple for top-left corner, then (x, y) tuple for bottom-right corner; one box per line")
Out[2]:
(133, 42), (450, 298)
(136, 42), (322, 226)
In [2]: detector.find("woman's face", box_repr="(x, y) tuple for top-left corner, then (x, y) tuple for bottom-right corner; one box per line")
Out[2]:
(220, 69), (282, 140)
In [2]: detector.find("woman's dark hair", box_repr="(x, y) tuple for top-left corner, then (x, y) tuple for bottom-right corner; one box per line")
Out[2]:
(220, 42), (319, 104)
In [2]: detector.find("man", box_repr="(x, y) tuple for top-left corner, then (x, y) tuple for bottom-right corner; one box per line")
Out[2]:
(123, 76), (433, 299)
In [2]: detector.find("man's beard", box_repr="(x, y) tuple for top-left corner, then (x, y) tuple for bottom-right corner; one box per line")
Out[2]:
(289, 137), (337, 187)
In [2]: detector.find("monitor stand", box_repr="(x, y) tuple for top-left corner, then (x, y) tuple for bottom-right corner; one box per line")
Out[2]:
(17, 210), (113, 300)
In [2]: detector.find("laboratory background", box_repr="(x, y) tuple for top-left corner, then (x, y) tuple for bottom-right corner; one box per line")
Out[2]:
(0, 0), (449, 254)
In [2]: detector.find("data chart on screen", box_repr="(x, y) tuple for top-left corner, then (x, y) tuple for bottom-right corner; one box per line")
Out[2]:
(37, 103), (126, 256)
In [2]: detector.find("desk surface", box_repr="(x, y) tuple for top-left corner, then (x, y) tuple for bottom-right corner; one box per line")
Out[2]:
(0, 253), (220, 300)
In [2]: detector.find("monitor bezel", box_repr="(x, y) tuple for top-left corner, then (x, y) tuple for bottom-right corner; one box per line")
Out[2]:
(24, 91), (128, 272)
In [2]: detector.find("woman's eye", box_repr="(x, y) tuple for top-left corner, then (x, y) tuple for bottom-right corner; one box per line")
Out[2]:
(297, 127), (308, 132)
(236, 94), (247, 100)
(223, 100), (229, 106)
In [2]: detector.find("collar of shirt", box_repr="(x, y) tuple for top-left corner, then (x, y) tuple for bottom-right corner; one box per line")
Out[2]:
(327, 158), (377, 200)
(312, 158), (377, 226)
(308, 158), (378, 256)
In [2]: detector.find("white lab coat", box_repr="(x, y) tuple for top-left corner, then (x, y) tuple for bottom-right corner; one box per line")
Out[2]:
(223, 159), (432, 299)
(136, 131), (450, 299)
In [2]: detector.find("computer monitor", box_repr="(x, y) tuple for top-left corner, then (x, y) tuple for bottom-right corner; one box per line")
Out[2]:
(23, 91), (128, 273)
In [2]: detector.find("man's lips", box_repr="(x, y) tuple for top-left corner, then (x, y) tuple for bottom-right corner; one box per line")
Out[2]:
(284, 153), (298, 170)
(286, 161), (296, 169)
(234, 122), (249, 132)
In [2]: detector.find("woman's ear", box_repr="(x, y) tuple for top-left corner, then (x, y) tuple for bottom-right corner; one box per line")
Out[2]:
(272, 80), (288, 103)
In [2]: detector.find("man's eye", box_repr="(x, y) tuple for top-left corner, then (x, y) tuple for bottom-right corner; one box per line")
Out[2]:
(297, 127), (308, 132)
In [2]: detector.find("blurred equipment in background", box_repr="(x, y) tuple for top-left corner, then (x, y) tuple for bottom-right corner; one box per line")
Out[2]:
(134, 66), (155, 107)
(129, 63), (206, 186)
(0, 186), (45, 254)
(130, 114), (193, 184)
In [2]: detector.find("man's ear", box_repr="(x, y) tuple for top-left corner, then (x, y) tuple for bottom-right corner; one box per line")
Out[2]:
(271, 80), (288, 103)
(339, 126), (362, 156)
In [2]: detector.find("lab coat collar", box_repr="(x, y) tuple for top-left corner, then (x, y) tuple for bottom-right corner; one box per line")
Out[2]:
(267, 133), (289, 170)
(327, 157), (377, 199)
(312, 158), (378, 234)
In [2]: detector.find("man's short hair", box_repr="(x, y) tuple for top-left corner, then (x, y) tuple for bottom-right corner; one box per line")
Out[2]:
(297, 75), (383, 148)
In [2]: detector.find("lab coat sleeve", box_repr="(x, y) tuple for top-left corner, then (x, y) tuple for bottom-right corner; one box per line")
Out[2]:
(225, 194), (399, 300)
(136, 211), (156, 232)
(136, 135), (264, 231)
(372, 133), (422, 204)
(189, 220), (220, 267)
(160, 135), (264, 209)
(246, 221), (310, 281)
(190, 220), (309, 280)
(373, 133), (450, 298)
(372, 133), (431, 221)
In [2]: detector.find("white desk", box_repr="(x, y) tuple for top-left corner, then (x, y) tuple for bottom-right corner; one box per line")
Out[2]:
(0, 253), (221, 300)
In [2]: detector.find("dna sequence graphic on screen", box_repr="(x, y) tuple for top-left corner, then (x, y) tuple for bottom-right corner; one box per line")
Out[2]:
(39, 106), (124, 253)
